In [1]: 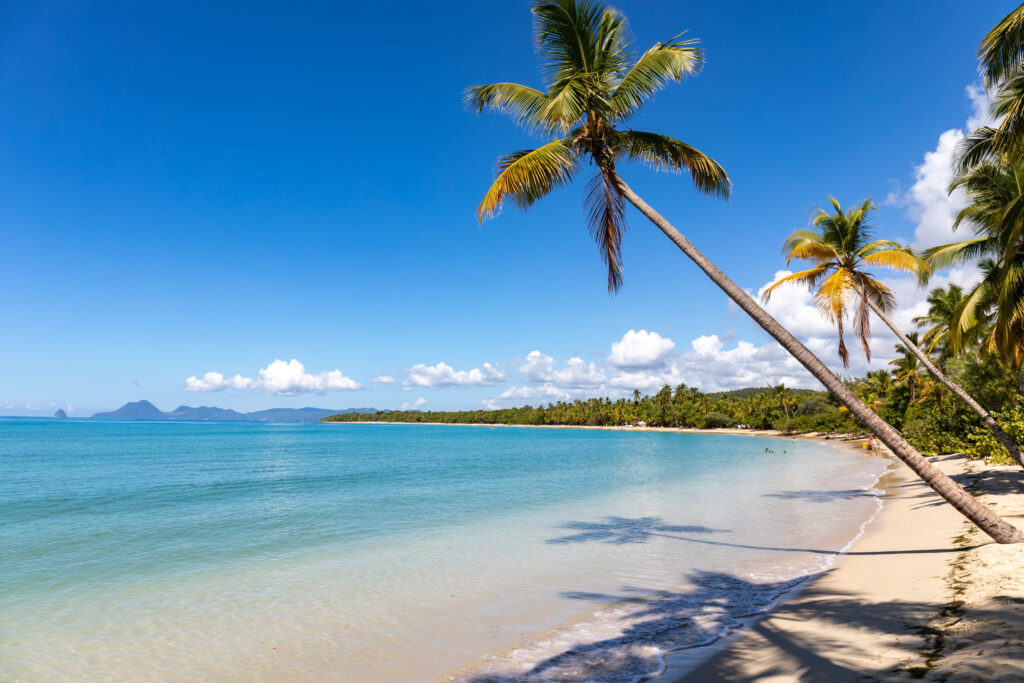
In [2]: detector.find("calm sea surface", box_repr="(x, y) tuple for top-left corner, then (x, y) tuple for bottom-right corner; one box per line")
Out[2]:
(0, 419), (887, 682)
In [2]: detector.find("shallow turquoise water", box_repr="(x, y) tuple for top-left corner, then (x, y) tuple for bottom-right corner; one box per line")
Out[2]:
(0, 419), (886, 682)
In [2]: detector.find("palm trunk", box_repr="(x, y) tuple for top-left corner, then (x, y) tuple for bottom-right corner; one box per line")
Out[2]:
(858, 291), (1024, 469)
(614, 178), (1024, 544)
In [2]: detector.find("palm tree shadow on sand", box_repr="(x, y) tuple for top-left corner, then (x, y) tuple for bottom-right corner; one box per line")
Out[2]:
(462, 570), (803, 683)
(545, 515), (985, 556)
(461, 567), (1020, 682)
(545, 516), (726, 545)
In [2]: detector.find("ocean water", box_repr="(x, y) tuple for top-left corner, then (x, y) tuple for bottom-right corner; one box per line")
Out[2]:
(0, 419), (887, 682)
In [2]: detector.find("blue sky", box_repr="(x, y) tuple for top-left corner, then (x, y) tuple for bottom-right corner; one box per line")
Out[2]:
(1, 0), (1015, 415)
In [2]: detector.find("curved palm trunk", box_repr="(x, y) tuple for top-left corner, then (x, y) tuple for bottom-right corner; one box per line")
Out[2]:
(614, 178), (1024, 544)
(858, 292), (1024, 469)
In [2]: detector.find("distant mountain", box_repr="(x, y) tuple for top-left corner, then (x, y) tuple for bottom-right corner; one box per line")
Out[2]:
(246, 407), (375, 422)
(92, 400), (167, 420)
(167, 405), (246, 421)
(54, 409), (68, 418)
(91, 401), (377, 422)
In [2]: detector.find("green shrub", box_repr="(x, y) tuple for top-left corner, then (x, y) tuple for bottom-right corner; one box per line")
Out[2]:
(701, 412), (736, 429)
(965, 407), (1024, 465)
(795, 396), (831, 416)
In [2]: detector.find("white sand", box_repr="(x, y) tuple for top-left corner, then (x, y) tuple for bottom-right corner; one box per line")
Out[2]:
(663, 454), (1024, 681)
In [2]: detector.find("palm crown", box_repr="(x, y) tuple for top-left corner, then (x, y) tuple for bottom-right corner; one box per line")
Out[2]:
(762, 198), (930, 367)
(467, 0), (731, 291)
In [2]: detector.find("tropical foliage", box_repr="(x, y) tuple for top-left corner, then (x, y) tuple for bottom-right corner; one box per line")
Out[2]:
(467, 0), (730, 291)
(762, 197), (928, 366)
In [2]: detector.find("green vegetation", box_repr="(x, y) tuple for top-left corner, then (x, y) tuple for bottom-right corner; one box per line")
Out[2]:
(325, 384), (854, 432)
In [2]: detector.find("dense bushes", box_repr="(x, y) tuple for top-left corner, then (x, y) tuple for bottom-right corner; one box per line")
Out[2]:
(701, 412), (735, 429)
(966, 407), (1024, 465)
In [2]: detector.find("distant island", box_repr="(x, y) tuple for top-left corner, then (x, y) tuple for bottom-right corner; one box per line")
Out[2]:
(54, 408), (68, 418)
(92, 400), (378, 423)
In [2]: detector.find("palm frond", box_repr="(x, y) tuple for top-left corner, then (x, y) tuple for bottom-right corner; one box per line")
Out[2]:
(760, 266), (829, 302)
(816, 269), (853, 367)
(858, 245), (931, 284)
(955, 126), (999, 174)
(465, 82), (559, 133)
(924, 238), (991, 269)
(980, 5), (1024, 88)
(616, 130), (730, 198)
(533, 0), (603, 85)
(477, 139), (578, 222)
(609, 35), (702, 118)
(781, 231), (839, 264)
(585, 169), (628, 292)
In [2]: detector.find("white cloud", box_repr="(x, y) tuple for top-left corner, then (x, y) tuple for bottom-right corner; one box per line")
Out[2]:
(185, 371), (258, 392)
(607, 329), (676, 368)
(400, 397), (427, 410)
(518, 351), (606, 386)
(25, 403), (39, 411)
(370, 373), (397, 385)
(404, 361), (505, 388)
(185, 359), (363, 395)
(889, 85), (996, 248)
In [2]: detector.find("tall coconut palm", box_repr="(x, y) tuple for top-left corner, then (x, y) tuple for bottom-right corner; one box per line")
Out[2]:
(891, 333), (926, 402)
(765, 197), (1024, 467)
(467, 0), (1023, 542)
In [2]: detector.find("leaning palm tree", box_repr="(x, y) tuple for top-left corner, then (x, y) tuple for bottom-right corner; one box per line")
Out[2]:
(765, 197), (1024, 468)
(467, 0), (1022, 542)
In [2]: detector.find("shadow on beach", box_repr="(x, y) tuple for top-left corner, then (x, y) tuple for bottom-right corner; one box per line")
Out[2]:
(545, 514), (987, 556)
(461, 566), (1024, 683)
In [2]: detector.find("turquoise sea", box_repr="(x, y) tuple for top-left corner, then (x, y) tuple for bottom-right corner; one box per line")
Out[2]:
(0, 419), (887, 682)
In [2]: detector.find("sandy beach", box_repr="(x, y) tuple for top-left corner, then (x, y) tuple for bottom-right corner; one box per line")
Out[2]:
(663, 453), (1024, 681)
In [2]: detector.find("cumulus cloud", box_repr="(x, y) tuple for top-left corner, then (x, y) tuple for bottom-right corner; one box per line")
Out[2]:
(889, 85), (996, 248)
(401, 397), (427, 410)
(607, 329), (676, 368)
(185, 359), (363, 395)
(404, 361), (505, 388)
(185, 372), (258, 392)
(370, 373), (397, 385)
(518, 351), (606, 386)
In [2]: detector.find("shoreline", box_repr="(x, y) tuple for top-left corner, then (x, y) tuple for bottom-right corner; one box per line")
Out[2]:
(662, 453), (1024, 681)
(325, 420), (870, 445)
(438, 434), (887, 682)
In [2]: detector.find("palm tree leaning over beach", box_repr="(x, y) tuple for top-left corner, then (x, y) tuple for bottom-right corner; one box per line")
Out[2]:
(466, 0), (1023, 542)
(763, 197), (1023, 468)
